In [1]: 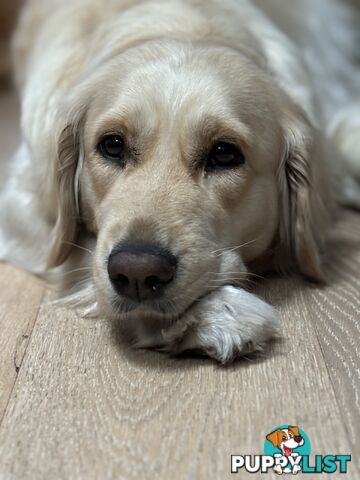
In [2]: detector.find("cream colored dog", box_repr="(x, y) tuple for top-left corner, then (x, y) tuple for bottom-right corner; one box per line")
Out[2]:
(0, 0), (359, 362)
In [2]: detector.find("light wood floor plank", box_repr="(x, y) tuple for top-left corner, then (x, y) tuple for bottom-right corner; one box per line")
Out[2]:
(0, 275), (357, 479)
(301, 211), (360, 447)
(0, 264), (44, 420)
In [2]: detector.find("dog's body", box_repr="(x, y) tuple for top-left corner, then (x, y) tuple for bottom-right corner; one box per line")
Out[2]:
(1, 0), (359, 362)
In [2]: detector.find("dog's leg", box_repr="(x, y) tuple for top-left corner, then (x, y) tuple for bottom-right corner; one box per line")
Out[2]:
(160, 286), (280, 363)
(274, 465), (283, 475)
(292, 464), (301, 475)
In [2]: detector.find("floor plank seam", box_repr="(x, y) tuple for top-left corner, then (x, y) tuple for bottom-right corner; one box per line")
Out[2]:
(13, 333), (30, 373)
(0, 288), (45, 429)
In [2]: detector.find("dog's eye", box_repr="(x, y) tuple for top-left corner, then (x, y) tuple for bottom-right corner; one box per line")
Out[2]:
(206, 142), (245, 171)
(98, 135), (125, 162)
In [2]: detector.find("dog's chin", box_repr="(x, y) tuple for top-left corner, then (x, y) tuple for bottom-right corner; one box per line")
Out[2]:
(111, 301), (183, 350)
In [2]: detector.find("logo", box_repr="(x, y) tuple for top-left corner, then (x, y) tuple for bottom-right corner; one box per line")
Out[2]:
(264, 425), (310, 474)
(231, 424), (351, 475)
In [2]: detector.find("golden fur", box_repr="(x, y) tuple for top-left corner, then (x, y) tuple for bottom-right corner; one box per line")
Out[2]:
(1, 0), (359, 362)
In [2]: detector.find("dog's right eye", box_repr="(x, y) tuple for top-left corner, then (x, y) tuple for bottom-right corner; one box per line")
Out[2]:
(98, 135), (125, 163)
(205, 142), (245, 172)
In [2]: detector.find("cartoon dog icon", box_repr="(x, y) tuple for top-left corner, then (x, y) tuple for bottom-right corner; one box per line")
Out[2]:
(266, 426), (304, 475)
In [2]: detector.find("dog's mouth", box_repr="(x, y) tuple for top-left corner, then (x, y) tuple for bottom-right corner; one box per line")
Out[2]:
(110, 283), (212, 324)
(111, 294), (186, 322)
(283, 446), (292, 457)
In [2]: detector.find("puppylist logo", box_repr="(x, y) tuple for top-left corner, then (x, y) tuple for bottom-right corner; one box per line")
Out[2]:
(231, 425), (351, 475)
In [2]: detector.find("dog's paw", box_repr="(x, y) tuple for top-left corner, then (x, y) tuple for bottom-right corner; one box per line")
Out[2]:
(274, 465), (283, 475)
(161, 286), (280, 363)
(292, 465), (301, 475)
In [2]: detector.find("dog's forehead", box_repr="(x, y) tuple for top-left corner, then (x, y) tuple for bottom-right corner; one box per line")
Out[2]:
(87, 45), (270, 128)
(111, 77), (231, 129)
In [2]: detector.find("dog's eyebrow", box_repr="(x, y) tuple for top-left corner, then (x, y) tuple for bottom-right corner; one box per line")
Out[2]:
(88, 109), (159, 150)
(184, 116), (252, 169)
(89, 116), (132, 140)
(193, 116), (253, 148)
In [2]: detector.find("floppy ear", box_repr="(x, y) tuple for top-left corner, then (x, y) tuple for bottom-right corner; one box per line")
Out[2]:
(47, 123), (82, 268)
(266, 429), (281, 447)
(288, 426), (300, 437)
(277, 112), (330, 282)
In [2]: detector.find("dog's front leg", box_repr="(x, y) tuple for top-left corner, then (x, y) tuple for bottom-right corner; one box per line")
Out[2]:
(161, 286), (280, 363)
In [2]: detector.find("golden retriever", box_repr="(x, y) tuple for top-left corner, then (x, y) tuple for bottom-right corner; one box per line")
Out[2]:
(0, 0), (359, 362)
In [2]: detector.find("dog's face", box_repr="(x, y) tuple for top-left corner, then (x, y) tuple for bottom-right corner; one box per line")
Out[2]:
(266, 427), (304, 455)
(49, 42), (323, 321)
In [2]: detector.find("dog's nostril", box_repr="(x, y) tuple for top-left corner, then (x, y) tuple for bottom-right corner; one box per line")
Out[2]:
(112, 274), (129, 288)
(145, 273), (174, 291)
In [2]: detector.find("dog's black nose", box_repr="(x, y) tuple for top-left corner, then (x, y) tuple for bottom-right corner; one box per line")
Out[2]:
(107, 243), (177, 302)
(294, 435), (303, 443)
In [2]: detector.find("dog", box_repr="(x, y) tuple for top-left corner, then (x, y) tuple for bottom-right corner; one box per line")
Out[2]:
(266, 426), (305, 475)
(0, 0), (359, 363)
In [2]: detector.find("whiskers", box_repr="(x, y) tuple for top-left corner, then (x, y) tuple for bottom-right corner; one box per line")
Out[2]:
(53, 280), (99, 318)
(208, 270), (265, 282)
(63, 241), (94, 256)
(210, 237), (262, 257)
(59, 266), (93, 277)
(171, 268), (262, 307)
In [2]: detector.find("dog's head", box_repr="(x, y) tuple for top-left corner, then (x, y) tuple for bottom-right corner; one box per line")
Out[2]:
(46, 40), (329, 320)
(266, 426), (304, 455)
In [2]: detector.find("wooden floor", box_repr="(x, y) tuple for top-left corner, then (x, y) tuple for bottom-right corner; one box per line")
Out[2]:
(0, 88), (359, 480)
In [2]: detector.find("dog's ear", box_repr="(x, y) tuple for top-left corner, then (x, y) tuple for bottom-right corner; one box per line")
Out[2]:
(288, 426), (300, 437)
(47, 123), (82, 268)
(277, 110), (330, 282)
(266, 429), (281, 447)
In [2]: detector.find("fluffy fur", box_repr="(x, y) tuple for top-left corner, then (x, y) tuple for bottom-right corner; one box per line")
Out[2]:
(1, 0), (359, 363)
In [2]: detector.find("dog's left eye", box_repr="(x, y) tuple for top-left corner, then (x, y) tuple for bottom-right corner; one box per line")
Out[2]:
(206, 142), (245, 171)
(98, 135), (125, 162)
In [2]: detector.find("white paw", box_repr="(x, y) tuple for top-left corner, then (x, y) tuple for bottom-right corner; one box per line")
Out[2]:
(160, 286), (280, 363)
(274, 465), (283, 475)
(292, 465), (301, 475)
